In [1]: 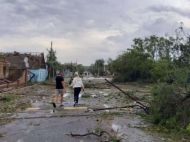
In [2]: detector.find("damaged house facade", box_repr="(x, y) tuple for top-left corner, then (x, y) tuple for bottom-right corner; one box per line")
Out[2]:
(0, 57), (8, 79)
(0, 52), (48, 91)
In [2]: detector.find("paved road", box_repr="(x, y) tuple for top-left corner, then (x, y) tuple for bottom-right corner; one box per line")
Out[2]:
(0, 85), (165, 142)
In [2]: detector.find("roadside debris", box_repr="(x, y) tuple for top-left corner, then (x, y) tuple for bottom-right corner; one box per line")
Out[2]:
(0, 81), (172, 142)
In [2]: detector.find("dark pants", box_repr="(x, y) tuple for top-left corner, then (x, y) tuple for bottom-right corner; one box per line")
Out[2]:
(74, 87), (81, 103)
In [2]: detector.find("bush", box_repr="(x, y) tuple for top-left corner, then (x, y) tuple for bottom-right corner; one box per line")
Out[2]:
(150, 83), (190, 131)
(186, 123), (190, 133)
(164, 68), (190, 85)
(112, 50), (154, 82)
(150, 60), (173, 82)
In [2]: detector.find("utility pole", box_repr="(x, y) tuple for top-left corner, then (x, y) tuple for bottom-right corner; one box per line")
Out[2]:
(97, 62), (99, 77)
(51, 41), (55, 79)
(51, 41), (53, 48)
(48, 41), (54, 80)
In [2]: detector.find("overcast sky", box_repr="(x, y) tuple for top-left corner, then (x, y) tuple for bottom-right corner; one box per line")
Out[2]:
(0, 0), (190, 65)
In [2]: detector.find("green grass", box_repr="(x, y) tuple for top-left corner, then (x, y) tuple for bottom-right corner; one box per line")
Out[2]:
(0, 93), (31, 126)
(144, 125), (190, 142)
(0, 93), (31, 113)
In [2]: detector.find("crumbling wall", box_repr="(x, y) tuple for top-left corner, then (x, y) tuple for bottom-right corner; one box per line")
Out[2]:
(0, 52), (47, 92)
(0, 69), (27, 92)
(0, 62), (4, 79)
(7, 69), (25, 81)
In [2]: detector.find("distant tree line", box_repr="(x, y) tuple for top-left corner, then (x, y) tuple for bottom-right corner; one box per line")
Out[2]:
(89, 59), (105, 76)
(108, 33), (190, 83)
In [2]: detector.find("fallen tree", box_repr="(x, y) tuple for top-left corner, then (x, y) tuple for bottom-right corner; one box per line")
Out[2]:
(91, 104), (146, 112)
(105, 79), (150, 114)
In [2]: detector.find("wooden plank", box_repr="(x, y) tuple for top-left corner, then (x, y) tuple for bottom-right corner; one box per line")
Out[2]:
(63, 106), (87, 110)
(25, 106), (88, 112)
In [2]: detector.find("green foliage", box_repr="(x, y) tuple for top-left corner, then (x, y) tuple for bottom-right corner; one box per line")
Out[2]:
(46, 46), (63, 78)
(186, 123), (190, 133)
(90, 59), (105, 76)
(108, 34), (190, 83)
(150, 83), (190, 131)
(62, 63), (76, 72)
(0, 53), (4, 61)
(76, 64), (85, 75)
(150, 60), (173, 82)
(0, 96), (12, 102)
(46, 47), (57, 64)
(62, 63), (85, 75)
(107, 28), (190, 135)
(110, 137), (121, 142)
(0, 94), (31, 113)
(111, 49), (153, 82)
(163, 68), (190, 85)
(132, 35), (174, 61)
(175, 40), (190, 67)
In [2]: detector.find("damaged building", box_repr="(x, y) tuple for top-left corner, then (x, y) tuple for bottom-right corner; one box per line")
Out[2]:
(0, 52), (48, 92)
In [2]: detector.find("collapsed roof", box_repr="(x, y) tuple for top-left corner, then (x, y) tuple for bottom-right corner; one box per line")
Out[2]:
(2, 52), (46, 69)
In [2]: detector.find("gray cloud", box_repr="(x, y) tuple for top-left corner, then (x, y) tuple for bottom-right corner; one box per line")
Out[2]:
(0, 0), (136, 37)
(141, 17), (178, 35)
(149, 5), (190, 19)
(0, 0), (190, 65)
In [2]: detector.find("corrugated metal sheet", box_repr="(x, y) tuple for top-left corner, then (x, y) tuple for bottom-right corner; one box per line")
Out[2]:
(29, 69), (48, 82)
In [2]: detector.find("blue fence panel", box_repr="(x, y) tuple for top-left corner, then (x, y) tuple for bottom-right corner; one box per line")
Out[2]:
(29, 69), (48, 82)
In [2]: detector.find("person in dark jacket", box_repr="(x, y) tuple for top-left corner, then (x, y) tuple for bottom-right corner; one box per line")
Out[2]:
(55, 71), (66, 107)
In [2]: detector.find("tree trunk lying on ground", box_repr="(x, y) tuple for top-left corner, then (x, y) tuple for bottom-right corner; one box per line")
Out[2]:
(91, 104), (146, 112)
(104, 79), (149, 114)
(68, 130), (111, 137)
(66, 130), (120, 142)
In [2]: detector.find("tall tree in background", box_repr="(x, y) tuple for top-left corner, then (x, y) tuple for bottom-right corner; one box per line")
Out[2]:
(76, 64), (85, 75)
(132, 35), (174, 61)
(46, 42), (58, 79)
(95, 59), (105, 76)
(107, 58), (113, 74)
(174, 25), (190, 67)
(90, 59), (105, 76)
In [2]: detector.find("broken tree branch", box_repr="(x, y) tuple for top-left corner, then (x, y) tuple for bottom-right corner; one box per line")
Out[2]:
(92, 104), (142, 111)
(69, 130), (110, 137)
(104, 79), (149, 114)
(67, 130), (121, 142)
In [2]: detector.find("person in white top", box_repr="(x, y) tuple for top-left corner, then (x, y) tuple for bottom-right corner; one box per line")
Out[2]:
(71, 72), (84, 106)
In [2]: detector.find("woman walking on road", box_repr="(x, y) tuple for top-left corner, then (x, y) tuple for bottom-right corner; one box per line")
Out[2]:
(71, 72), (84, 106)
